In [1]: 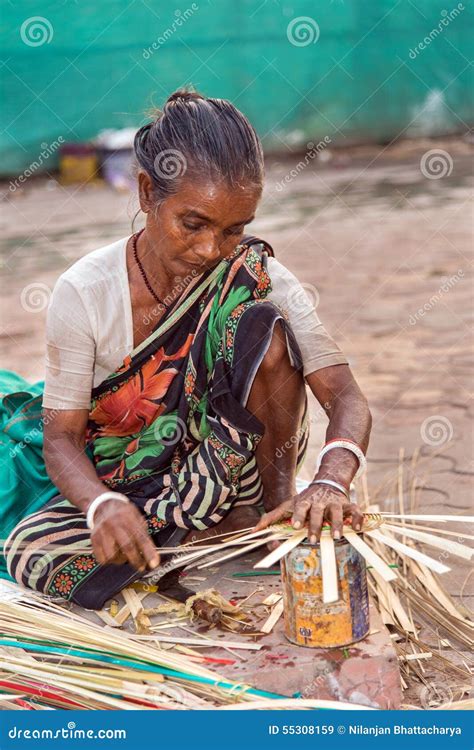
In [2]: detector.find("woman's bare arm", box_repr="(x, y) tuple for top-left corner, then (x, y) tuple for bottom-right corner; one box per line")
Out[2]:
(255, 364), (371, 541)
(43, 409), (160, 571)
(306, 364), (371, 488)
(43, 409), (107, 511)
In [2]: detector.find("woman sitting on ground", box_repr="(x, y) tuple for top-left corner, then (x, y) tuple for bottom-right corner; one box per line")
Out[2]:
(4, 89), (371, 609)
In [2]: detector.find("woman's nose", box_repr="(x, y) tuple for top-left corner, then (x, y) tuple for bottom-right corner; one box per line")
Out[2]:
(193, 237), (221, 263)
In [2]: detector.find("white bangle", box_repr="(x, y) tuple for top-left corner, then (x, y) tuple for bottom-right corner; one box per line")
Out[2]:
(316, 439), (367, 480)
(86, 491), (130, 530)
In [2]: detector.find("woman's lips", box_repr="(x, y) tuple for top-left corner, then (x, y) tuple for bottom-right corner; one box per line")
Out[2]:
(184, 259), (218, 271)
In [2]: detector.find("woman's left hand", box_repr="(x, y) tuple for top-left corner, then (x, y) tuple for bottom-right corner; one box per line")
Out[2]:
(254, 483), (364, 543)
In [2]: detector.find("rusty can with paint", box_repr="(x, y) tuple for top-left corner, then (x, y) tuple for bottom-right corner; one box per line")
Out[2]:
(281, 538), (369, 648)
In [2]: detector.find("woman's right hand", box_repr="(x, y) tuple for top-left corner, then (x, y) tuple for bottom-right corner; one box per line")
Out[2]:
(90, 499), (161, 572)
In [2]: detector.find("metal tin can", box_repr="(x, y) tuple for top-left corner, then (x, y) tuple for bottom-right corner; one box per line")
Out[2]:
(281, 538), (369, 648)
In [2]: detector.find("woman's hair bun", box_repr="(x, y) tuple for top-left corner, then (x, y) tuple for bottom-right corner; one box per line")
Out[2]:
(134, 87), (264, 202)
(166, 88), (205, 105)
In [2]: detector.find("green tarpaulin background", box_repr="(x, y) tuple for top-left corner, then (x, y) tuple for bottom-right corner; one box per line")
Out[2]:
(1, 0), (473, 176)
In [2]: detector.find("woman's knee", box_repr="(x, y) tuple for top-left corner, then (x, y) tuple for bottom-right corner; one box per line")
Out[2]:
(4, 518), (58, 591)
(5, 532), (39, 588)
(259, 321), (292, 375)
(4, 523), (24, 581)
(247, 321), (306, 422)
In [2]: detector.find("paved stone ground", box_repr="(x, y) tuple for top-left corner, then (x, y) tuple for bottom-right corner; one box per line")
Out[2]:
(1, 136), (472, 706)
(85, 555), (402, 709)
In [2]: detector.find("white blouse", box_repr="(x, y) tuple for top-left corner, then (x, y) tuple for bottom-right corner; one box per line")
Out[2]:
(42, 236), (347, 409)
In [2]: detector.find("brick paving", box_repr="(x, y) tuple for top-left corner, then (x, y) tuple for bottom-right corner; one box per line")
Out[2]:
(1, 137), (472, 706)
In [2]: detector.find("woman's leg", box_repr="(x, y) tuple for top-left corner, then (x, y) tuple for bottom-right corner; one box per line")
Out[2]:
(5, 311), (308, 603)
(4, 495), (170, 610)
(185, 320), (307, 541)
(245, 320), (306, 512)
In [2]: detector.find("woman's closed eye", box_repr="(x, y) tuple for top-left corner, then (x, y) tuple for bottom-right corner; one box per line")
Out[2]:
(183, 221), (205, 232)
(223, 225), (245, 237)
(182, 220), (246, 236)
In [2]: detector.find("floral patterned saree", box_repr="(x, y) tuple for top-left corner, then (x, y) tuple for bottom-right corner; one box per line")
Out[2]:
(85, 236), (303, 530)
(5, 237), (308, 607)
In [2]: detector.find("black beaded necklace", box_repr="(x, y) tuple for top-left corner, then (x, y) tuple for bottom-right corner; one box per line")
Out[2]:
(132, 228), (168, 309)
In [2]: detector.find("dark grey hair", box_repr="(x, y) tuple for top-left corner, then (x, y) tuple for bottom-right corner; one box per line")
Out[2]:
(134, 88), (264, 204)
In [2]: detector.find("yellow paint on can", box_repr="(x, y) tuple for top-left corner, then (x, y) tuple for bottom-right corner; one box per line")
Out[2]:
(281, 539), (369, 648)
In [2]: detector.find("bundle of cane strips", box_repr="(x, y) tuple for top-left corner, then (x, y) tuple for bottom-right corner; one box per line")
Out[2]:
(0, 590), (375, 711)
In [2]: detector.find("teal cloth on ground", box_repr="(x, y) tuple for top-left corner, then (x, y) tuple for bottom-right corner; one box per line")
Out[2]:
(0, 370), (58, 580)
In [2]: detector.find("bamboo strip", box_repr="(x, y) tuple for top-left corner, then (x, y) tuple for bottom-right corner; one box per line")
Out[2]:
(196, 533), (285, 570)
(367, 529), (451, 574)
(433, 698), (474, 710)
(0, 607), (278, 712)
(379, 514), (474, 523)
(389, 522), (474, 541)
(409, 448), (419, 517)
(214, 698), (376, 710)
(392, 579), (474, 645)
(398, 449), (408, 579)
(133, 635), (262, 651)
(408, 560), (473, 625)
(401, 652), (432, 661)
(343, 530), (397, 582)
(319, 534), (339, 603)
(179, 624), (246, 661)
(384, 524), (473, 560)
(114, 590), (149, 627)
(0, 694), (25, 701)
(0, 659), (138, 710)
(260, 600), (284, 634)
(254, 530), (307, 569)
(262, 593), (282, 606)
(4, 658), (163, 699)
(94, 610), (121, 628)
(154, 528), (282, 574)
(369, 579), (396, 626)
(122, 588), (147, 620)
(0, 602), (220, 680)
(390, 625), (471, 678)
(369, 569), (415, 633)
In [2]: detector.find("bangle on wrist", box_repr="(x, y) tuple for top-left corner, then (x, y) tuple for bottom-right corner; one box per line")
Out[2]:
(310, 478), (350, 500)
(316, 438), (367, 480)
(86, 491), (130, 530)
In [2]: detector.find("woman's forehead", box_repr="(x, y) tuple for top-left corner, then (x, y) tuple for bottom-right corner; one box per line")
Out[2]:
(170, 178), (260, 223)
